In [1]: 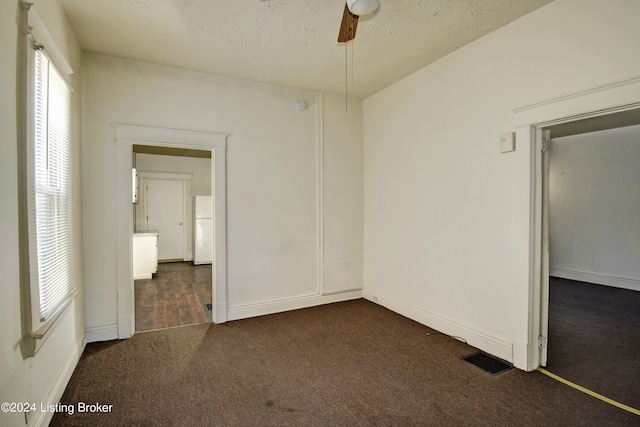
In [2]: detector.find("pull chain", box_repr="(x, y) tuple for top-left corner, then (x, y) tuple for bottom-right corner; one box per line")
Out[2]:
(351, 41), (355, 109)
(345, 42), (348, 112)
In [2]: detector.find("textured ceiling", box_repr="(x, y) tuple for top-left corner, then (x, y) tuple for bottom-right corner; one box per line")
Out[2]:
(60, 0), (553, 98)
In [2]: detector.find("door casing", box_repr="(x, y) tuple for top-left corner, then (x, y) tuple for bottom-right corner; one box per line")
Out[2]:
(115, 124), (228, 339)
(514, 74), (640, 371)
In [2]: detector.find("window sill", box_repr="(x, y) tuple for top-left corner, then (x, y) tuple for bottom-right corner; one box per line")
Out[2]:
(24, 289), (77, 358)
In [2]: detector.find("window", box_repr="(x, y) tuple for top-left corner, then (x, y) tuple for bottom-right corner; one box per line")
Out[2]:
(26, 35), (75, 336)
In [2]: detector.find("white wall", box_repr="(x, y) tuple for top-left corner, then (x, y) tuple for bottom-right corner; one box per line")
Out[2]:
(0, 1), (85, 426)
(135, 153), (211, 196)
(363, 0), (640, 368)
(82, 55), (364, 336)
(549, 125), (640, 290)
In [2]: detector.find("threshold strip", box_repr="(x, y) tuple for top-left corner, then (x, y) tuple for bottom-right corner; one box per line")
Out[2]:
(136, 322), (209, 334)
(537, 368), (640, 416)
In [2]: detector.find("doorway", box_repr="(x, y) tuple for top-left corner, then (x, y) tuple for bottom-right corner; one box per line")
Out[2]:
(114, 124), (228, 339)
(540, 114), (640, 409)
(132, 147), (211, 332)
(537, 108), (640, 359)
(541, 115), (640, 407)
(513, 74), (640, 372)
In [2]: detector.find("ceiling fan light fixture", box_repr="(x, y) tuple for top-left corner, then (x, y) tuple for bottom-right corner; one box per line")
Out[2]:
(346, 0), (379, 16)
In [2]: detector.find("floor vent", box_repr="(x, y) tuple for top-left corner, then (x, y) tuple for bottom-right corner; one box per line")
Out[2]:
(462, 352), (512, 376)
(204, 303), (212, 311)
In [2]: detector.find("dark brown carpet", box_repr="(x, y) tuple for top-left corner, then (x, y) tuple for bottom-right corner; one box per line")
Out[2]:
(547, 277), (640, 410)
(51, 299), (639, 426)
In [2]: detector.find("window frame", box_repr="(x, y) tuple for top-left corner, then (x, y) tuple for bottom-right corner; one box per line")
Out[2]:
(21, 4), (76, 353)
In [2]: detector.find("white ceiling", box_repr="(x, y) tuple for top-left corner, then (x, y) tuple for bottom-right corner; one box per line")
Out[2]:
(60, 0), (552, 98)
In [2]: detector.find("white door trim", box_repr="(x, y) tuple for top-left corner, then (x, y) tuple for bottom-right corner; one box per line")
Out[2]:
(114, 124), (228, 338)
(514, 74), (640, 371)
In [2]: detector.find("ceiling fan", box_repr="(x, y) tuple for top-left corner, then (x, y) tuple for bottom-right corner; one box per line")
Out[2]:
(337, 0), (380, 42)
(337, 0), (379, 111)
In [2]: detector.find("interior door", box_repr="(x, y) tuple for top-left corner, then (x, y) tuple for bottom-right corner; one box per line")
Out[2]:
(146, 179), (185, 261)
(539, 128), (551, 367)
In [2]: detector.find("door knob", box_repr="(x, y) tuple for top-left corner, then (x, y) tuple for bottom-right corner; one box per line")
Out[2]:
(179, 222), (183, 225)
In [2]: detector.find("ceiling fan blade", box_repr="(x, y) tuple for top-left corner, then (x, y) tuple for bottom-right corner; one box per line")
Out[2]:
(337, 4), (359, 43)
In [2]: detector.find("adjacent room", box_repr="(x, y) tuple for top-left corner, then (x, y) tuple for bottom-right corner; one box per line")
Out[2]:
(2, 0), (639, 426)
(132, 146), (214, 331)
(545, 116), (640, 411)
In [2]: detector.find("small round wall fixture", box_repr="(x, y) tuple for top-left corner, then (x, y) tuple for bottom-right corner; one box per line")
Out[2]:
(347, 0), (380, 16)
(295, 100), (307, 111)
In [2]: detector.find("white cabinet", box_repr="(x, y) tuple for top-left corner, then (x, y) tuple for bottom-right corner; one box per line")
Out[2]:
(133, 232), (158, 279)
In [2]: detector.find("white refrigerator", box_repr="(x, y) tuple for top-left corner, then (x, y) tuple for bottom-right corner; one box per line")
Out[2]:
(193, 196), (213, 265)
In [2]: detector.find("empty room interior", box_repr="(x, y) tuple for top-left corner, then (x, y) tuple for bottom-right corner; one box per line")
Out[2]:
(1, 0), (639, 426)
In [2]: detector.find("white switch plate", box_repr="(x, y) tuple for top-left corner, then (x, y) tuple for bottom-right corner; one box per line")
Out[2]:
(500, 132), (516, 153)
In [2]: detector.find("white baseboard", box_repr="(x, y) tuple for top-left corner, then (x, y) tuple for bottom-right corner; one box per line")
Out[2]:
(34, 337), (84, 427)
(362, 289), (514, 364)
(227, 290), (363, 321)
(550, 267), (640, 292)
(86, 324), (118, 343)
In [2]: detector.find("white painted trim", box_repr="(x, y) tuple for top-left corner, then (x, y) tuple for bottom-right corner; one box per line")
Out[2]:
(362, 289), (513, 364)
(512, 340), (530, 371)
(523, 125), (544, 372)
(316, 93), (324, 295)
(550, 268), (640, 292)
(514, 75), (640, 128)
(26, 6), (74, 77)
(31, 338), (83, 427)
(515, 77), (640, 372)
(138, 171), (192, 180)
(114, 124), (228, 338)
(114, 124), (227, 146)
(86, 324), (119, 343)
(215, 303), (227, 323)
(227, 291), (362, 321)
(322, 288), (362, 296)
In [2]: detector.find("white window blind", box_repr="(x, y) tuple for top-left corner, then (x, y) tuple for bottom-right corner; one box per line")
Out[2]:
(28, 44), (75, 326)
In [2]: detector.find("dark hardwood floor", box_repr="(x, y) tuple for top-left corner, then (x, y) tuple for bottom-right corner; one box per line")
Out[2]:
(135, 262), (212, 332)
